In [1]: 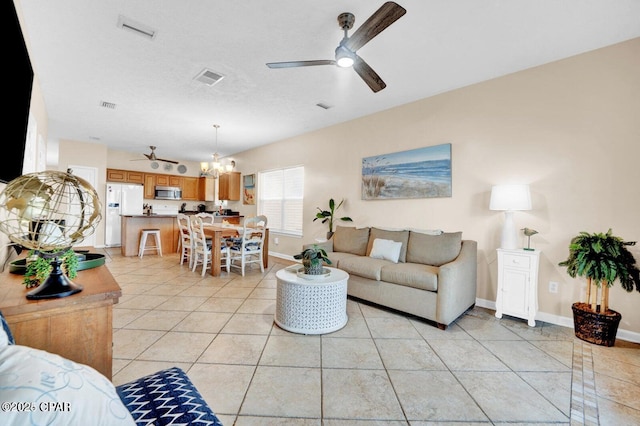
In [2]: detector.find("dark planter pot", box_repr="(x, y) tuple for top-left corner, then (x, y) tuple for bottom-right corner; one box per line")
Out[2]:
(327, 231), (334, 240)
(572, 302), (622, 347)
(303, 259), (324, 275)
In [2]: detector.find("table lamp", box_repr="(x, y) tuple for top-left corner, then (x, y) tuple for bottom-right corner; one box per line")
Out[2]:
(490, 184), (531, 250)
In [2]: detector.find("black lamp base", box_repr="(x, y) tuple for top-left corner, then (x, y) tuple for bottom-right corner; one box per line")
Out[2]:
(26, 260), (83, 300)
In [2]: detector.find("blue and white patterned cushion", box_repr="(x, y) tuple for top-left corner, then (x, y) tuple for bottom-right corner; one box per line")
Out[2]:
(116, 367), (223, 426)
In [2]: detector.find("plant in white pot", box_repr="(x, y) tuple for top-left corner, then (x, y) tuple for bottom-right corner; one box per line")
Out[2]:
(314, 198), (352, 240)
(558, 229), (640, 346)
(294, 245), (332, 275)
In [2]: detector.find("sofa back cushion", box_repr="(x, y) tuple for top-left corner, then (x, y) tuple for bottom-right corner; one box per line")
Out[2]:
(365, 228), (410, 262)
(406, 231), (462, 266)
(333, 226), (370, 255)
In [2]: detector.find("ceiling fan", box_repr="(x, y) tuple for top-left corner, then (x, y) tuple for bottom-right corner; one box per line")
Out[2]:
(266, 2), (406, 93)
(132, 146), (179, 164)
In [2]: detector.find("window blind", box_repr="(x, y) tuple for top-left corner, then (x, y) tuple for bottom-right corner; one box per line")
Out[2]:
(258, 166), (304, 236)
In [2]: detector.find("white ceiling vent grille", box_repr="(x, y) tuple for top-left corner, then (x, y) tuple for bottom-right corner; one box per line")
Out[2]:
(194, 69), (225, 86)
(100, 101), (117, 109)
(117, 15), (156, 40)
(316, 102), (332, 110)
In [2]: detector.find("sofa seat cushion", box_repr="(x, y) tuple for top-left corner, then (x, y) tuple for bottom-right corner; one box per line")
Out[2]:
(333, 226), (370, 255)
(380, 262), (440, 291)
(406, 231), (462, 266)
(338, 256), (391, 281)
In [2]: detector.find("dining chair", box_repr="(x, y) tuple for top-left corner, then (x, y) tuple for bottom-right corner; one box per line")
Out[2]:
(191, 216), (229, 277)
(176, 213), (193, 267)
(229, 215), (267, 276)
(195, 212), (216, 224)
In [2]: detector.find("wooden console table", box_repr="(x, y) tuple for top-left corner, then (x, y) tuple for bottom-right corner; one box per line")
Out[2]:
(0, 258), (122, 379)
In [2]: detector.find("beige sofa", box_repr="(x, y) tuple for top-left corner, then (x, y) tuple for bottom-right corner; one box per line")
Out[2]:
(307, 226), (477, 329)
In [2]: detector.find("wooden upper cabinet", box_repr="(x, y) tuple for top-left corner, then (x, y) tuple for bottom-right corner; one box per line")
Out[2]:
(127, 171), (144, 184)
(106, 169), (126, 182)
(155, 175), (170, 186)
(181, 176), (199, 201)
(107, 168), (144, 184)
(198, 176), (214, 202)
(143, 174), (155, 199)
(169, 176), (181, 187)
(219, 172), (241, 201)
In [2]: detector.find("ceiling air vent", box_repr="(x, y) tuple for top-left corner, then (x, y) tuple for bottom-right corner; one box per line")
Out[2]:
(100, 101), (117, 109)
(316, 102), (332, 110)
(194, 69), (225, 86)
(117, 15), (156, 40)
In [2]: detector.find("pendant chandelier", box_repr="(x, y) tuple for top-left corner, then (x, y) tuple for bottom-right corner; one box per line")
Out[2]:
(200, 124), (235, 178)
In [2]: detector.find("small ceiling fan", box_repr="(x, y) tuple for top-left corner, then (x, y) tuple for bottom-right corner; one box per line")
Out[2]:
(266, 2), (406, 93)
(132, 146), (179, 164)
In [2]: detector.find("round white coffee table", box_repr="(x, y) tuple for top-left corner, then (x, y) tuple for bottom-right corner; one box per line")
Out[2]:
(275, 266), (349, 334)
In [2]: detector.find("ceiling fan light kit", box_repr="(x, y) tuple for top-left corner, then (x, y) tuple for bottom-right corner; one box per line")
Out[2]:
(266, 2), (406, 92)
(335, 45), (355, 68)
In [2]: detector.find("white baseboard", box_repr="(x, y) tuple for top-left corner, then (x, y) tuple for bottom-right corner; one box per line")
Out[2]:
(475, 298), (640, 344)
(267, 251), (296, 262)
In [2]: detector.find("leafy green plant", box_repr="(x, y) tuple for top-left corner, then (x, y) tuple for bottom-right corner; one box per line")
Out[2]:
(558, 229), (640, 313)
(23, 249), (79, 288)
(314, 198), (352, 235)
(294, 245), (332, 274)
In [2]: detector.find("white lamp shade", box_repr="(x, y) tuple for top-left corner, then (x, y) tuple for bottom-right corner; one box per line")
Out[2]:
(489, 184), (532, 211)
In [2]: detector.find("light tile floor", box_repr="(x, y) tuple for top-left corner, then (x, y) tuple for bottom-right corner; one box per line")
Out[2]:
(102, 248), (640, 425)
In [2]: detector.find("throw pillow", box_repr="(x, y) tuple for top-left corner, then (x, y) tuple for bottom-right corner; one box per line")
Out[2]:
(406, 231), (463, 266)
(369, 238), (403, 263)
(332, 226), (370, 256)
(0, 344), (136, 425)
(365, 227), (410, 262)
(116, 367), (223, 426)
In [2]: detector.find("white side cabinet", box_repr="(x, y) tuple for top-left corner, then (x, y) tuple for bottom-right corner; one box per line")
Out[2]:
(495, 248), (541, 327)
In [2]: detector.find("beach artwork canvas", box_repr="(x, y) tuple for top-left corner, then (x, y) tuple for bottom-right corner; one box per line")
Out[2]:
(361, 143), (452, 200)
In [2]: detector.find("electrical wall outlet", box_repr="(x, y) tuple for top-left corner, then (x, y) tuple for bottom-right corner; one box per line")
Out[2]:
(274, 237), (279, 245)
(549, 281), (559, 293)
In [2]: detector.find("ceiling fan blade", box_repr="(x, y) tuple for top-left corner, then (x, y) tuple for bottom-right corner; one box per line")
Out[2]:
(353, 55), (386, 93)
(144, 153), (154, 160)
(267, 60), (336, 68)
(157, 158), (179, 165)
(345, 2), (406, 52)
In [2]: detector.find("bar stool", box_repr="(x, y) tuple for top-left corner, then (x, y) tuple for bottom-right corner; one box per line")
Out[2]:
(138, 229), (162, 258)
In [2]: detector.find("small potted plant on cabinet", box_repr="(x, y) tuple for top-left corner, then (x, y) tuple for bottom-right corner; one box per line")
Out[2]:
(314, 198), (352, 240)
(294, 245), (332, 275)
(558, 229), (640, 346)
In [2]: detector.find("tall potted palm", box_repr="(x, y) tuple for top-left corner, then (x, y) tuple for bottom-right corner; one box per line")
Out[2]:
(558, 229), (640, 346)
(314, 198), (352, 239)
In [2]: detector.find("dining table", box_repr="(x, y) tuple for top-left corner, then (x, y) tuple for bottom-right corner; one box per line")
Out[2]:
(202, 224), (269, 276)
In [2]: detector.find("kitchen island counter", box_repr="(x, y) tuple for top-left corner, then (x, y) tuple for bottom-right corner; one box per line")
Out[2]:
(121, 215), (178, 256)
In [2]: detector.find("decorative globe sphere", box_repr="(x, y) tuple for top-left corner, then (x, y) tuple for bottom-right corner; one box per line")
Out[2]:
(0, 170), (102, 253)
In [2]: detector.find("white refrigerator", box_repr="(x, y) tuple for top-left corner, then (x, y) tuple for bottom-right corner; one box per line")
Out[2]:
(105, 183), (144, 246)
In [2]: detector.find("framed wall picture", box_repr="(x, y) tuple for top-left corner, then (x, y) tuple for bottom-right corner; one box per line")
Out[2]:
(243, 174), (255, 205)
(362, 143), (452, 200)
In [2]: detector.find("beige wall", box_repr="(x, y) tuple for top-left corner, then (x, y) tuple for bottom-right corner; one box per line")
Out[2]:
(227, 38), (640, 336)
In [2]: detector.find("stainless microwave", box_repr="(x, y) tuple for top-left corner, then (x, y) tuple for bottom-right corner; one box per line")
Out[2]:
(154, 186), (182, 200)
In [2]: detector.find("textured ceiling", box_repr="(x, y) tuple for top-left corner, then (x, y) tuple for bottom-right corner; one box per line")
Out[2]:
(18, 0), (640, 164)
